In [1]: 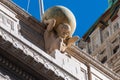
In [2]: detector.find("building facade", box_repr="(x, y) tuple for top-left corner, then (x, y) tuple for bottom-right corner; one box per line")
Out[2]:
(80, 0), (120, 76)
(0, 0), (120, 80)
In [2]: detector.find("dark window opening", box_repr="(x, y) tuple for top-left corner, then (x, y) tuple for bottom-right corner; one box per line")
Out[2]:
(101, 56), (107, 64)
(113, 45), (119, 54)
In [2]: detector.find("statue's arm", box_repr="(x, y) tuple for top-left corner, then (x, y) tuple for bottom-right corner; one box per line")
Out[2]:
(44, 19), (56, 31)
(66, 36), (79, 47)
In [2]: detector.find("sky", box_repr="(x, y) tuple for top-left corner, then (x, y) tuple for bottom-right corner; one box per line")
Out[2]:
(12, 0), (108, 37)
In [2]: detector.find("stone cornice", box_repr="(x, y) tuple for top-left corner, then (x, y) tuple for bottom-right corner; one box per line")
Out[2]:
(0, 48), (39, 80)
(0, 29), (68, 80)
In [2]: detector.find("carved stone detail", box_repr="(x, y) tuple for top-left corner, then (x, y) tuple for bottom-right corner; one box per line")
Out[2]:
(0, 23), (77, 80)
(0, 55), (35, 80)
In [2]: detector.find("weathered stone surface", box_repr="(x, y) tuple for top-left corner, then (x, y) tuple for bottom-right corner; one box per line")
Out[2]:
(42, 6), (76, 36)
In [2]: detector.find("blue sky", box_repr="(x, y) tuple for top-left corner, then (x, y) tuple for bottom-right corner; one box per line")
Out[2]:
(12, 0), (108, 37)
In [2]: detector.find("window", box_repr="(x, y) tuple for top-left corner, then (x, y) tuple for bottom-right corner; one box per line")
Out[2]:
(101, 56), (107, 64)
(113, 45), (119, 54)
(88, 43), (92, 54)
(105, 31), (109, 37)
(113, 22), (119, 32)
(98, 50), (106, 63)
(78, 39), (86, 49)
(101, 28), (109, 42)
(92, 34), (99, 51)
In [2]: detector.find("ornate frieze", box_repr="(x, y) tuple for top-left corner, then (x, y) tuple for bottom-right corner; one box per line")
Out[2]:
(0, 54), (36, 80)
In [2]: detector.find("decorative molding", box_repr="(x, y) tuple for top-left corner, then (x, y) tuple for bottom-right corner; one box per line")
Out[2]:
(0, 22), (77, 80)
(0, 54), (36, 80)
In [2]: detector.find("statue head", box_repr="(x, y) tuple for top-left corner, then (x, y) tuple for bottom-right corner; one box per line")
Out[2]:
(56, 23), (71, 39)
(42, 6), (76, 36)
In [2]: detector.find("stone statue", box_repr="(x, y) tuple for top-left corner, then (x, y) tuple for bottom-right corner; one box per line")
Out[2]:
(42, 6), (79, 54)
(44, 18), (79, 54)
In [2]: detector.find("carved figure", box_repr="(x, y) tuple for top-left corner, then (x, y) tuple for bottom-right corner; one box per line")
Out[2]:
(44, 18), (79, 54)
(42, 6), (76, 36)
(42, 6), (79, 54)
